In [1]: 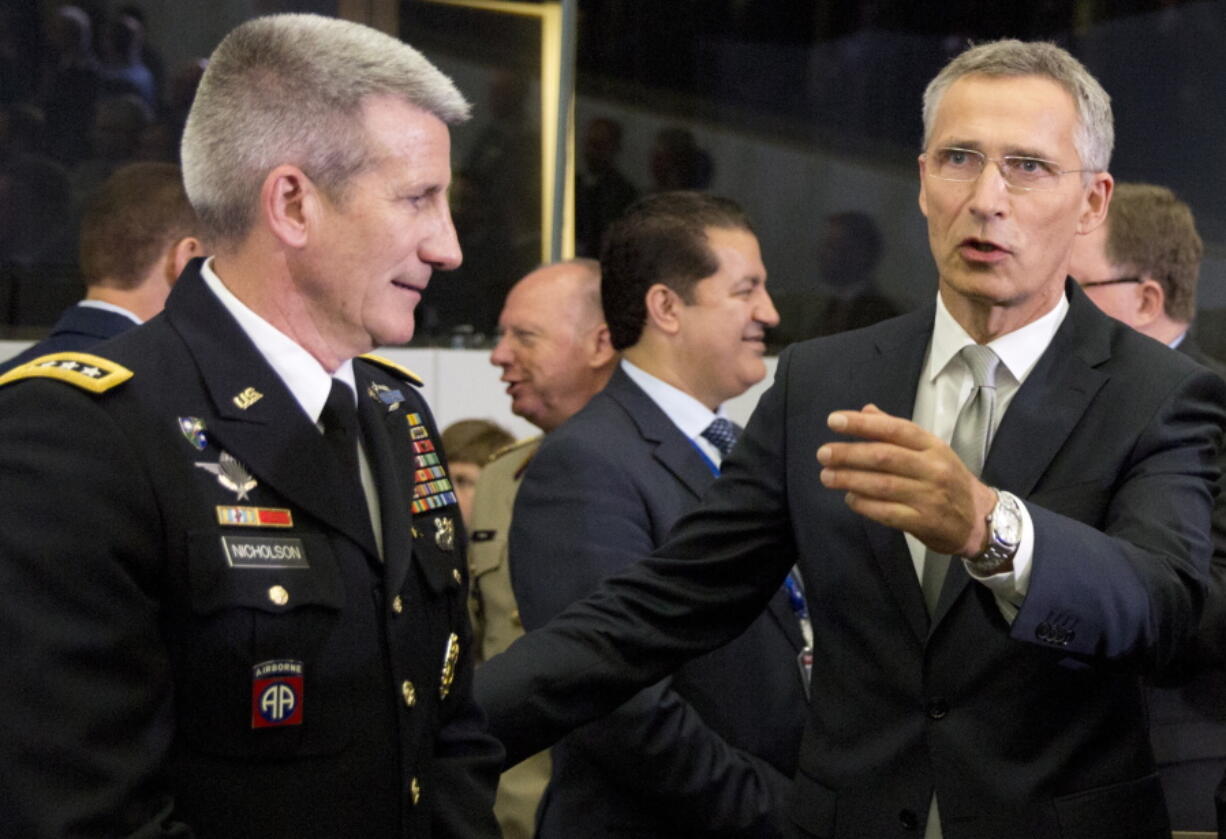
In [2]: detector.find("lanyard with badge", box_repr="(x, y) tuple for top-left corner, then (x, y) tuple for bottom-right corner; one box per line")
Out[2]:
(691, 436), (815, 698)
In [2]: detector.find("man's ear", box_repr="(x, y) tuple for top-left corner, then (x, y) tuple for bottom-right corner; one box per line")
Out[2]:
(586, 322), (617, 369)
(1077, 173), (1114, 234)
(169, 236), (204, 281)
(262, 165), (315, 249)
(1134, 277), (1166, 327)
(643, 283), (683, 337)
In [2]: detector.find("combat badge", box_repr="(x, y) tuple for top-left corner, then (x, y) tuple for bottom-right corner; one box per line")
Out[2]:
(179, 416), (208, 450)
(366, 382), (404, 412)
(251, 659), (304, 728)
(196, 450), (258, 500)
(434, 516), (456, 552)
(438, 633), (460, 699)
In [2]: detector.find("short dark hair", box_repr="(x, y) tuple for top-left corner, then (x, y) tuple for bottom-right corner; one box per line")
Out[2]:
(80, 162), (198, 289)
(441, 419), (514, 466)
(1105, 183), (1202, 324)
(600, 191), (752, 350)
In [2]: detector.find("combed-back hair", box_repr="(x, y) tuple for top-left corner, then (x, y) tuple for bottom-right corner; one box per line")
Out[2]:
(600, 191), (752, 351)
(922, 39), (1113, 174)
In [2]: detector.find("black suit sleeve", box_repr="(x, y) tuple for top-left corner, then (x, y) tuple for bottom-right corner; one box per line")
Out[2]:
(475, 351), (801, 765)
(0, 382), (191, 837)
(503, 429), (791, 834)
(1013, 363), (1226, 672)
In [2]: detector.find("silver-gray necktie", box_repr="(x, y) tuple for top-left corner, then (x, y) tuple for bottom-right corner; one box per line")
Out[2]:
(921, 344), (1001, 615)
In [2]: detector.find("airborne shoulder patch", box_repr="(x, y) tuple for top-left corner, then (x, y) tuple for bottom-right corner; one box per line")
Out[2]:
(0, 352), (133, 393)
(358, 353), (424, 387)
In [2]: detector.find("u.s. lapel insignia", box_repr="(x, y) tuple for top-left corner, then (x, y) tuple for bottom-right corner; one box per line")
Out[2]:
(232, 387), (263, 410)
(366, 382), (403, 413)
(438, 632), (459, 699)
(434, 516), (456, 552)
(178, 416), (209, 450)
(196, 450), (258, 500)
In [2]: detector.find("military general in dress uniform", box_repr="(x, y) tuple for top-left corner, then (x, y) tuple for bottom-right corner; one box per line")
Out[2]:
(0, 14), (500, 838)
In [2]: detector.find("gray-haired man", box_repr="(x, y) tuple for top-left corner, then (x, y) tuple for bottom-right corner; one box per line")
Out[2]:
(477, 39), (1225, 839)
(0, 14), (499, 838)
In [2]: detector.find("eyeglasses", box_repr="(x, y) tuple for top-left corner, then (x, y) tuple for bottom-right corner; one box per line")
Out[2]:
(924, 147), (1092, 191)
(1077, 277), (1142, 289)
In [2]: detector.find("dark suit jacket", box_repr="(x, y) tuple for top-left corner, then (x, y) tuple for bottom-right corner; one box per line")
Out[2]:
(0, 263), (500, 838)
(1147, 334), (1226, 831)
(476, 281), (1226, 839)
(0, 301), (136, 374)
(502, 367), (807, 837)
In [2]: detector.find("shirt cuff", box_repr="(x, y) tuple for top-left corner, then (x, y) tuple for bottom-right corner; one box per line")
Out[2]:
(963, 497), (1034, 624)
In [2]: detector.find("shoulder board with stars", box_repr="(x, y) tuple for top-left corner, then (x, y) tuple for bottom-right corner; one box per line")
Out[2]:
(358, 353), (423, 387)
(0, 352), (133, 393)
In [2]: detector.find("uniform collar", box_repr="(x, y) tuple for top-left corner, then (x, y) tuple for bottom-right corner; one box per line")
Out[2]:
(200, 257), (355, 423)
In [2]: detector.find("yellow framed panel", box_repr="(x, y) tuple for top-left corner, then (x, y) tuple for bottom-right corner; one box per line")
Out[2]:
(413, 0), (575, 261)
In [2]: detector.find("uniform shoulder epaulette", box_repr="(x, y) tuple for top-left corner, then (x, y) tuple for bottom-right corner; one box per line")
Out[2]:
(488, 435), (542, 464)
(0, 352), (133, 393)
(358, 353), (424, 387)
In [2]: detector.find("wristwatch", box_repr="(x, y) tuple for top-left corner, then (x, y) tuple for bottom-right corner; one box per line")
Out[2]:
(962, 490), (1023, 575)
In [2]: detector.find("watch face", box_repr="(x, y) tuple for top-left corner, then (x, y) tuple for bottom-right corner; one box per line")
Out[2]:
(994, 494), (1023, 547)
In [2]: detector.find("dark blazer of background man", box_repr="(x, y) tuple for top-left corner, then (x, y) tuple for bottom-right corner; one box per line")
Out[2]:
(0, 161), (201, 374)
(497, 191), (806, 837)
(0, 15), (500, 838)
(1068, 181), (1226, 832)
(475, 40), (1226, 839)
(472, 258), (617, 839)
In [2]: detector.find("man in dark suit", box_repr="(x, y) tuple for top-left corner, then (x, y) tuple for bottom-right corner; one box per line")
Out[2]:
(498, 191), (806, 837)
(0, 15), (500, 838)
(475, 40), (1226, 839)
(0, 160), (201, 374)
(1068, 181), (1226, 832)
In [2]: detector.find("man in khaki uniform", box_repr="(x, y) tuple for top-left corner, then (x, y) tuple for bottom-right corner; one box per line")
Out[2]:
(469, 258), (616, 838)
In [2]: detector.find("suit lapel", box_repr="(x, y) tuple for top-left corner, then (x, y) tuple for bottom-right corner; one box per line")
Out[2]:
(165, 266), (379, 557)
(851, 309), (936, 645)
(605, 368), (716, 500)
(930, 283), (1111, 626)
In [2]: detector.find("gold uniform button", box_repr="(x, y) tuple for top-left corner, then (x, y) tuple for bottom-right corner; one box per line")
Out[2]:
(267, 585), (289, 606)
(392, 595), (404, 614)
(451, 568), (462, 584)
(410, 776), (421, 806)
(401, 680), (417, 707)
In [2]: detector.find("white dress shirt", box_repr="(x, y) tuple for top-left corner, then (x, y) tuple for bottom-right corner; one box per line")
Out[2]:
(621, 358), (729, 469)
(77, 298), (142, 324)
(200, 258), (384, 555)
(909, 290), (1069, 619)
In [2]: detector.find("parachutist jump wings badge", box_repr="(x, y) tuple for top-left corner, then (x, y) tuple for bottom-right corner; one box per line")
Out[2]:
(196, 450), (258, 500)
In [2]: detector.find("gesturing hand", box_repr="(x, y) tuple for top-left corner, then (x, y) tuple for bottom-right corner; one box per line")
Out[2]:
(817, 404), (996, 557)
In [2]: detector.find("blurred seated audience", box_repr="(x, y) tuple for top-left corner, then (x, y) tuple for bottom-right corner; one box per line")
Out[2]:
(576, 117), (638, 257)
(769, 210), (899, 348)
(649, 126), (712, 191)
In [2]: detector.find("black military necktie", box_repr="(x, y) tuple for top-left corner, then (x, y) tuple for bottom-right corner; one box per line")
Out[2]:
(321, 378), (362, 486)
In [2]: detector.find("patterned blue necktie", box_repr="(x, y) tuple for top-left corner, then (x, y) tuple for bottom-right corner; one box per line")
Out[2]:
(700, 417), (739, 457)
